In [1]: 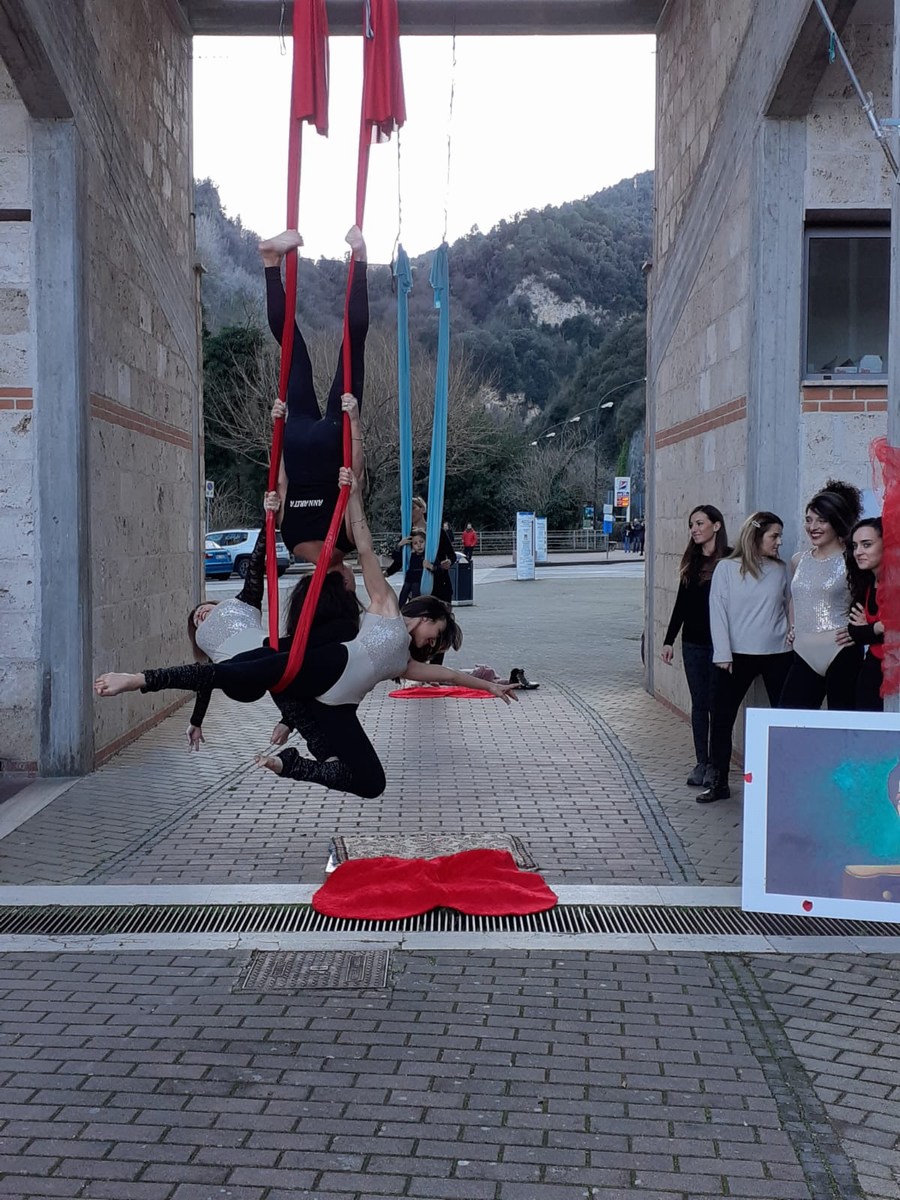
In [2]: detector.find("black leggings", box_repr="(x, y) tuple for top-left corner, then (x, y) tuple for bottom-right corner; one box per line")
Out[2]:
(779, 645), (862, 711)
(709, 651), (793, 778)
(267, 264), (368, 554)
(142, 648), (386, 799)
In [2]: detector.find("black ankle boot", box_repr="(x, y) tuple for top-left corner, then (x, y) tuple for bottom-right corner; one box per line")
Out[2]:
(697, 780), (731, 803)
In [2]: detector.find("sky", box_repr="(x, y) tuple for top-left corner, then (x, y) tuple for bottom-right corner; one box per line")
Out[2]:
(192, 33), (657, 264)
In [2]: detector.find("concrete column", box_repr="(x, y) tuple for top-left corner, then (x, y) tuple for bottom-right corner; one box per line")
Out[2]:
(747, 117), (806, 552)
(32, 119), (93, 774)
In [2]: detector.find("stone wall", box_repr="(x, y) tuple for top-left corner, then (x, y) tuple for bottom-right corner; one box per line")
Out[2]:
(650, 0), (756, 722)
(0, 0), (200, 773)
(0, 60), (35, 769)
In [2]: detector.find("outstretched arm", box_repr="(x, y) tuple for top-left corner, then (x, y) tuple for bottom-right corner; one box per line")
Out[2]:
(342, 394), (365, 481)
(402, 659), (519, 704)
(342, 468), (398, 616)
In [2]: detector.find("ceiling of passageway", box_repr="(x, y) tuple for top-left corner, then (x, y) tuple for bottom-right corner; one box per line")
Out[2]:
(181, 0), (664, 36)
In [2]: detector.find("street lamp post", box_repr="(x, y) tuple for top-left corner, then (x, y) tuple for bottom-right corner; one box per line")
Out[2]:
(588, 377), (647, 542)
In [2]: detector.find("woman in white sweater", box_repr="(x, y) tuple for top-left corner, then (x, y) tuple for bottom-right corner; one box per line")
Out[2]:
(699, 511), (793, 803)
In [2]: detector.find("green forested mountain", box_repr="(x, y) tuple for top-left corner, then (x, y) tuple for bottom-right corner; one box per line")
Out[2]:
(197, 172), (651, 529)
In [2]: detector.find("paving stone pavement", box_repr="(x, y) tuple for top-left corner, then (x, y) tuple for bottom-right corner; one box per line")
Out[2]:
(2, 567), (900, 1197)
(0, 949), (897, 1200)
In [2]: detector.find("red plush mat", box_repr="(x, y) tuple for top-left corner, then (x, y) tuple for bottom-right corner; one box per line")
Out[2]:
(312, 848), (558, 919)
(389, 685), (494, 699)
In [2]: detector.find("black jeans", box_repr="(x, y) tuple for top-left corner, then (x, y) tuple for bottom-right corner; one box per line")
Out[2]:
(709, 651), (793, 779)
(779, 645), (862, 711)
(681, 641), (714, 766)
(855, 650), (883, 712)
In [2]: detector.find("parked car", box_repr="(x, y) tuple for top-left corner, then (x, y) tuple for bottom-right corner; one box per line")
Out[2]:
(204, 538), (233, 580)
(206, 528), (291, 577)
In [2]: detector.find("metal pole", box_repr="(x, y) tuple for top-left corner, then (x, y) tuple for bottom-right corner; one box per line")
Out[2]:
(812, 0), (900, 178)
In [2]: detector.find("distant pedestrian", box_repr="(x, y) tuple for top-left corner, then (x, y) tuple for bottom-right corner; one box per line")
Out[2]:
(623, 522), (633, 553)
(700, 511), (793, 804)
(661, 505), (729, 789)
(634, 520), (645, 555)
(462, 523), (478, 563)
(443, 519), (455, 546)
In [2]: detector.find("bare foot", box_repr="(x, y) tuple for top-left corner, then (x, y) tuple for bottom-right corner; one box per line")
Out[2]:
(259, 230), (303, 267)
(94, 672), (142, 698)
(345, 225), (367, 262)
(255, 753), (284, 775)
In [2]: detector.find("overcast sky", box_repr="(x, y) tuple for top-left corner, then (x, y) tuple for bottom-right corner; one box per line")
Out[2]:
(193, 34), (656, 264)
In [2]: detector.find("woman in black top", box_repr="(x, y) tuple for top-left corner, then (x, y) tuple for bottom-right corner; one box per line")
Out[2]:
(845, 517), (885, 711)
(661, 504), (729, 787)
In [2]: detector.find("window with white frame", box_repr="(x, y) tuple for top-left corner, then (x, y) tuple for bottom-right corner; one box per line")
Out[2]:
(804, 227), (889, 380)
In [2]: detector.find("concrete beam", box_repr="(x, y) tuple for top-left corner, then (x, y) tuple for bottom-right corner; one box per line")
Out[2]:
(768, 0), (857, 118)
(747, 118), (805, 550)
(0, 0), (70, 117)
(182, 0), (665, 36)
(32, 120), (94, 775)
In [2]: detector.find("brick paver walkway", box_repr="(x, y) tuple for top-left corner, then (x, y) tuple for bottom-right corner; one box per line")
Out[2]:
(2, 565), (900, 1197)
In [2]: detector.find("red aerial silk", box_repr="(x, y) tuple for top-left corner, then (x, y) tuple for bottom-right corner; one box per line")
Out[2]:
(271, 0), (406, 694)
(266, 0), (330, 647)
(871, 437), (900, 696)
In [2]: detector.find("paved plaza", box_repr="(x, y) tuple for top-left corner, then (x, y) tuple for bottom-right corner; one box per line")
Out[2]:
(1, 561), (900, 1198)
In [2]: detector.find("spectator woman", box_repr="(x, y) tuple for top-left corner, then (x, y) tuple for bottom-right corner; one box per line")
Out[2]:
(846, 517), (885, 711)
(779, 480), (862, 710)
(660, 505), (729, 787)
(699, 512), (793, 803)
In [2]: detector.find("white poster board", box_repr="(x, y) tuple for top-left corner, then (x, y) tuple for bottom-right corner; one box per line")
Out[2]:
(742, 707), (900, 922)
(534, 517), (548, 564)
(515, 512), (535, 580)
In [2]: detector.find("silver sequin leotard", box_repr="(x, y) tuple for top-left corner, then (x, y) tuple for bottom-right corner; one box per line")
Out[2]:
(318, 612), (411, 706)
(791, 549), (851, 676)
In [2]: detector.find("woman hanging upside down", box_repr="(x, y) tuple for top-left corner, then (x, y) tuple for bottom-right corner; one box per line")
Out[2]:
(260, 225), (368, 583)
(95, 469), (519, 799)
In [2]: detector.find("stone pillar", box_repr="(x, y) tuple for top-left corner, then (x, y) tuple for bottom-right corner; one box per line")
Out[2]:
(747, 118), (806, 549)
(32, 120), (93, 773)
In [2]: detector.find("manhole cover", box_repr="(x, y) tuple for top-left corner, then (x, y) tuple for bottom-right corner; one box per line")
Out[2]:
(237, 950), (390, 992)
(331, 833), (538, 870)
(237, 945), (388, 993)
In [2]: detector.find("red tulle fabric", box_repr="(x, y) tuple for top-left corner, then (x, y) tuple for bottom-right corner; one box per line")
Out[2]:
(870, 437), (900, 695)
(389, 686), (497, 700)
(291, 0), (330, 133)
(362, 0), (407, 141)
(312, 849), (557, 919)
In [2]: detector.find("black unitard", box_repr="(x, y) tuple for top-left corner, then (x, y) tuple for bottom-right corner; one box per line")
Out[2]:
(143, 644), (386, 799)
(266, 263), (369, 554)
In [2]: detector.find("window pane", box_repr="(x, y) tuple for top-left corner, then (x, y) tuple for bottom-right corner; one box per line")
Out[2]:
(806, 234), (889, 377)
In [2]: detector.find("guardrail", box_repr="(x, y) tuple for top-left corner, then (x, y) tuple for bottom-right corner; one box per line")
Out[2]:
(371, 529), (612, 556)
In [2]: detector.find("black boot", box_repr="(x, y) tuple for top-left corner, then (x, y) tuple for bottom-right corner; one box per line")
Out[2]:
(697, 772), (730, 803)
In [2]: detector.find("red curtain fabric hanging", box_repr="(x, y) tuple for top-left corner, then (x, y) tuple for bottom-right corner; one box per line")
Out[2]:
(266, 0), (331, 647)
(271, 0), (406, 694)
(871, 437), (899, 696)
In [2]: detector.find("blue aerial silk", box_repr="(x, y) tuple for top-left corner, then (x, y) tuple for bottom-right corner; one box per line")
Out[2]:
(422, 243), (450, 596)
(393, 246), (413, 574)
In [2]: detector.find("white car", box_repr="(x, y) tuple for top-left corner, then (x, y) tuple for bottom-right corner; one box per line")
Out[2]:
(206, 528), (291, 578)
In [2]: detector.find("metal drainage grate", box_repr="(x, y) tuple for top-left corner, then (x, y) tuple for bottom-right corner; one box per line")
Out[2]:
(236, 950), (390, 992)
(0, 903), (898, 937)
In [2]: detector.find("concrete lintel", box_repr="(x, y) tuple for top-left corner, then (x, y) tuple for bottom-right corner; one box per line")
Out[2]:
(182, 0), (665, 36)
(0, 0), (71, 117)
(767, 0), (858, 118)
(32, 120), (94, 776)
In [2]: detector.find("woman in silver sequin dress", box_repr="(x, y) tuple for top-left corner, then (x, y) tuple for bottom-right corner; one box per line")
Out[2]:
(779, 480), (863, 710)
(95, 471), (519, 799)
